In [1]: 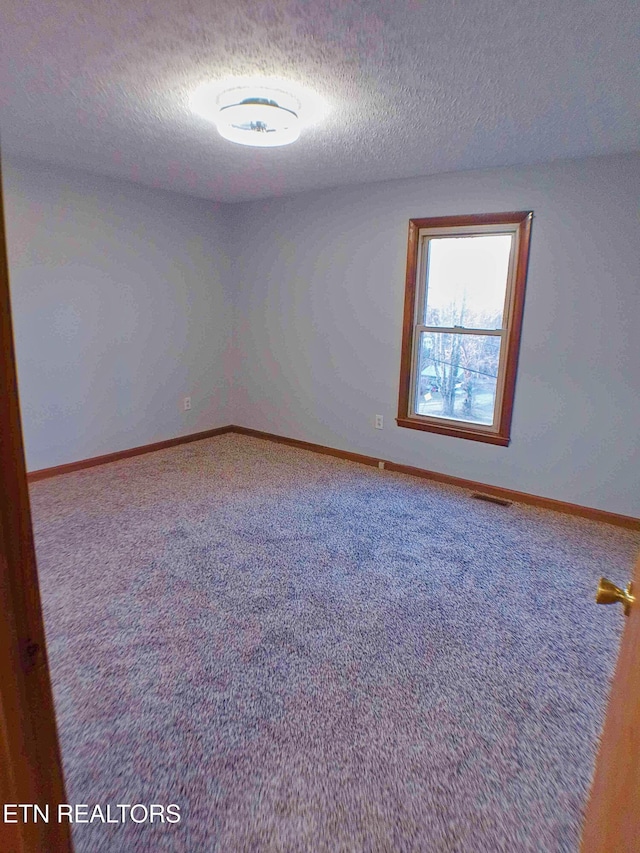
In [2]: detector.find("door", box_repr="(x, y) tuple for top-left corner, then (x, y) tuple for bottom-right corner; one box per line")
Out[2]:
(581, 551), (640, 852)
(0, 155), (72, 852)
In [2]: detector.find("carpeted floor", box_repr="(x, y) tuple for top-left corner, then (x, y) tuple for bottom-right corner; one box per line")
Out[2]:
(29, 434), (639, 852)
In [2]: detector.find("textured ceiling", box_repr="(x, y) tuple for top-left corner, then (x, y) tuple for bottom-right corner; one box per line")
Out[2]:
(1, 0), (638, 202)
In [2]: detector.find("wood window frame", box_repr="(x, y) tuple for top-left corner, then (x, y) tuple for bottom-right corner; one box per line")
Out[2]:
(397, 211), (533, 446)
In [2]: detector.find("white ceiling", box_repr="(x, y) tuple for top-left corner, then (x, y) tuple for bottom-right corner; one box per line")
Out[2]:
(1, 0), (638, 203)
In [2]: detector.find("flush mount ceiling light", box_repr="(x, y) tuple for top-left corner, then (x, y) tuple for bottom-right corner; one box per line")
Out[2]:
(190, 78), (329, 148)
(216, 97), (300, 147)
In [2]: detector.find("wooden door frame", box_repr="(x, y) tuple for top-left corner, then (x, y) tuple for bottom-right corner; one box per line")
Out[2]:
(0, 155), (72, 851)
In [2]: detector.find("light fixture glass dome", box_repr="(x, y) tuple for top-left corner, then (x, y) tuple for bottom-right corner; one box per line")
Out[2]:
(190, 78), (330, 148)
(216, 97), (300, 147)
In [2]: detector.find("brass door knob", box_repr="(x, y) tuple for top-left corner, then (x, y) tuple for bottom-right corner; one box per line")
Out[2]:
(596, 577), (635, 616)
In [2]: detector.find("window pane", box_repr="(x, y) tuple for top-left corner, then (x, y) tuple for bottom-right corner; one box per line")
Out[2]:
(424, 234), (512, 328)
(415, 331), (501, 425)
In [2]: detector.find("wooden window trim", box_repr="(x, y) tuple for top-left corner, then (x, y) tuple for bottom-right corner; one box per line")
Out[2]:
(397, 211), (533, 445)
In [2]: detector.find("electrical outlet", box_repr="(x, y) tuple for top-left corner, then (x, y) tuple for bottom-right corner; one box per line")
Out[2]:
(375, 414), (383, 430)
(183, 396), (191, 411)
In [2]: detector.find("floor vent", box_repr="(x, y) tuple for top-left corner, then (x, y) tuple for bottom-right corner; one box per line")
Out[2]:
(470, 492), (512, 507)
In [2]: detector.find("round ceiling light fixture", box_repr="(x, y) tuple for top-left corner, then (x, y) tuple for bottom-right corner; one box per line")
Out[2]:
(190, 78), (329, 148)
(216, 96), (300, 147)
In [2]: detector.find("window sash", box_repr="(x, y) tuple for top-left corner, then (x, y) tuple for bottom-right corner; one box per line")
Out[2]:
(416, 226), (516, 331)
(409, 328), (507, 431)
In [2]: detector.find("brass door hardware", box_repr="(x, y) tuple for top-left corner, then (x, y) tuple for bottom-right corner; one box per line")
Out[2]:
(596, 578), (635, 616)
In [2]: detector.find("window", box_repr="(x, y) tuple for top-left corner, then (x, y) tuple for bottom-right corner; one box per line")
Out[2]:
(397, 211), (533, 445)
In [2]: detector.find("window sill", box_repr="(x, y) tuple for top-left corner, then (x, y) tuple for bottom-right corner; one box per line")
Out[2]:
(396, 416), (510, 446)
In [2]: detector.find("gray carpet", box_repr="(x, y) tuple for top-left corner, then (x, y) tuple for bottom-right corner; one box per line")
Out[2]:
(29, 434), (639, 852)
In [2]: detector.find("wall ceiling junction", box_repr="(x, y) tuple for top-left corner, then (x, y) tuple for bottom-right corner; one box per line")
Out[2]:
(1, 0), (638, 203)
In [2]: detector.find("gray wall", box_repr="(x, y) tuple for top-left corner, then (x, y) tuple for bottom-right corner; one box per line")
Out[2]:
(3, 158), (234, 471)
(231, 154), (640, 517)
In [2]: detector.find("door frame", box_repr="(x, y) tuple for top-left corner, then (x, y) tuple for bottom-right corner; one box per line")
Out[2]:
(0, 154), (72, 852)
